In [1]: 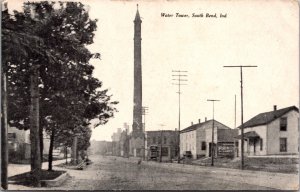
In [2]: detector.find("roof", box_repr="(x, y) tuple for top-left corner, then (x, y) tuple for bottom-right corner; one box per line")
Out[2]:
(146, 130), (177, 133)
(180, 119), (230, 133)
(235, 131), (260, 139)
(134, 5), (141, 21)
(238, 106), (299, 128)
(218, 129), (238, 142)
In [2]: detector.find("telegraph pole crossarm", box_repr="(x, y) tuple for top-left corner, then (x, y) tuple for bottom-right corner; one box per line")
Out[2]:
(223, 65), (257, 170)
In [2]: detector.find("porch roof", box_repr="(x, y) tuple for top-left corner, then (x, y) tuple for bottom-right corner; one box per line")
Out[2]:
(235, 131), (260, 139)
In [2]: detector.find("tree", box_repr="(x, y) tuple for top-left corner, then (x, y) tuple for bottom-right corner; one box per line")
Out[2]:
(3, 2), (118, 175)
(2, 8), (48, 187)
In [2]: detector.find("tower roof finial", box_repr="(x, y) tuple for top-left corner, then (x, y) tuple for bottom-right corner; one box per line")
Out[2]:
(134, 4), (141, 21)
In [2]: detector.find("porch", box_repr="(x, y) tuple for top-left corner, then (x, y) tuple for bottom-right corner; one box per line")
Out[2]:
(235, 131), (263, 156)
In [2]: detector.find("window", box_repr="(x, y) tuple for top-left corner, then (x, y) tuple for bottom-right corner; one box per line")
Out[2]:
(260, 139), (263, 151)
(164, 136), (167, 144)
(161, 147), (168, 156)
(153, 137), (156, 144)
(201, 142), (206, 150)
(8, 133), (16, 140)
(158, 136), (161, 144)
(280, 138), (287, 152)
(280, 117), (287, 131)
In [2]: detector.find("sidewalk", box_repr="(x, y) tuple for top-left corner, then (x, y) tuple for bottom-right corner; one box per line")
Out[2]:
(115, 156), (299, 190)
(8, 159), (68, 177)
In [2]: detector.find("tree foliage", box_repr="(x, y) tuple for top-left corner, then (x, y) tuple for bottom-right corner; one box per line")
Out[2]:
(2, 2), (118, 159)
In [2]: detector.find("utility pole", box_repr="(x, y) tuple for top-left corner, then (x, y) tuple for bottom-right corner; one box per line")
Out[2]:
(1, 73), (8, 190)
(172, 70), (188, 163)
(207, 99), (220, 166)
(223, 65), (257, 169)
(158, 124), (165, 163)
(235, 94), (236, 129)
(142, 106), (148, 160)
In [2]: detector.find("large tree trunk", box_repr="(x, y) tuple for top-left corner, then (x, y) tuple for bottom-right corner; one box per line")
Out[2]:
(48, 127), (55, 171)
(30, 66), (41, 187)
(1, 73), (8, 190)
(71, 136), (78, 165)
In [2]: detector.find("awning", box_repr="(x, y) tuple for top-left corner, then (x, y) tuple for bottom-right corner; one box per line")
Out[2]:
(235, 131), (260, 139)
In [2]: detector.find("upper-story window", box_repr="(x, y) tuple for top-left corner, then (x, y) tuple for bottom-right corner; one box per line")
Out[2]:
(152, 137), (156, 144)
(280, 117), (287, 131)
(164, 136), (167, 144)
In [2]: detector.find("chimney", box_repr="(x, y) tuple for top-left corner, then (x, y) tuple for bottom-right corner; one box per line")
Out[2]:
(205, 117), (207, 122)
(274, 105), (277, 111)
(191, 122), (193, 126)
(198, 119), (201, 124)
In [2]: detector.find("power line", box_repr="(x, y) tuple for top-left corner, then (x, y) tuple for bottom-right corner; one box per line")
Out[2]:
(172, 70), (188, 163)
(223, 65), (257, 170)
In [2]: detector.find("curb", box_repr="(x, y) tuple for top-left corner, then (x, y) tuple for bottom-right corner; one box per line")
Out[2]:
(41, 172), (70, 187)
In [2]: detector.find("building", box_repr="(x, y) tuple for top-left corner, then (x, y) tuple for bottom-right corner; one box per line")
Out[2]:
(8, 127), (30, 161)
(180, 118), (237, 159)
(90, 140), (113, 155)
(119, 129), (130, 157)
(130, 5), (145, 158)
(111, 128), (122, 156)
(146, 130), (179, 161)
(236, 105), (299, 156)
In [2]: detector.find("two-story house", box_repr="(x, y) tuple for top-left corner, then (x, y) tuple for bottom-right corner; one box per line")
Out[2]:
(236, 105), (299, 156)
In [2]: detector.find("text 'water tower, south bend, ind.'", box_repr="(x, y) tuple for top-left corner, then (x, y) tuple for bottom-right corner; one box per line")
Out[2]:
(129, 5), (145, 158)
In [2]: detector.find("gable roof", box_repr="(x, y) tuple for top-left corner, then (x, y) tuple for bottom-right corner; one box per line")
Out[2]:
(238, 106), (299, 128)
(180, 120), (211, 133)
(180, 119), (230, 133)
(218, 129), (238, 142)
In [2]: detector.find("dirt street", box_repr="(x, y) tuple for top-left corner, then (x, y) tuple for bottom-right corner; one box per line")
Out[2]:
(46, 155), (278, 190)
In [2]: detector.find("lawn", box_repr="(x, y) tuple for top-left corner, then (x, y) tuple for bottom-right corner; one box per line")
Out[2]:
(191, 157), (299, 173)
(8, 170), (65, 187)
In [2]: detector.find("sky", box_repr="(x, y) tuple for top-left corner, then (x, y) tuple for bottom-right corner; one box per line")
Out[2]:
(7, 0), (299, 141)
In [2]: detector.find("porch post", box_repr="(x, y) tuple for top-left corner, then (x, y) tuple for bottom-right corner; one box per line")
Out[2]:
(247, 138), (250, 156)
(233, 139), (236, 158)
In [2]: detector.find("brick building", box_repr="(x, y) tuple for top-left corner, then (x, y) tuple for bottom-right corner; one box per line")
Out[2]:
(146, 130), (179, 161)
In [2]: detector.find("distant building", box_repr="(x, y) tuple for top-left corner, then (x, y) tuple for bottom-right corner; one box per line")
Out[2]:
(8, 126), (30, 161)
(236, 105), (299, 156)
(180, 119), (237, 159)
(119, 129), (130, 157)
(146, 130), (179, 161)
(90, 140), (112, 155)
(112, 128), (122, 156)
